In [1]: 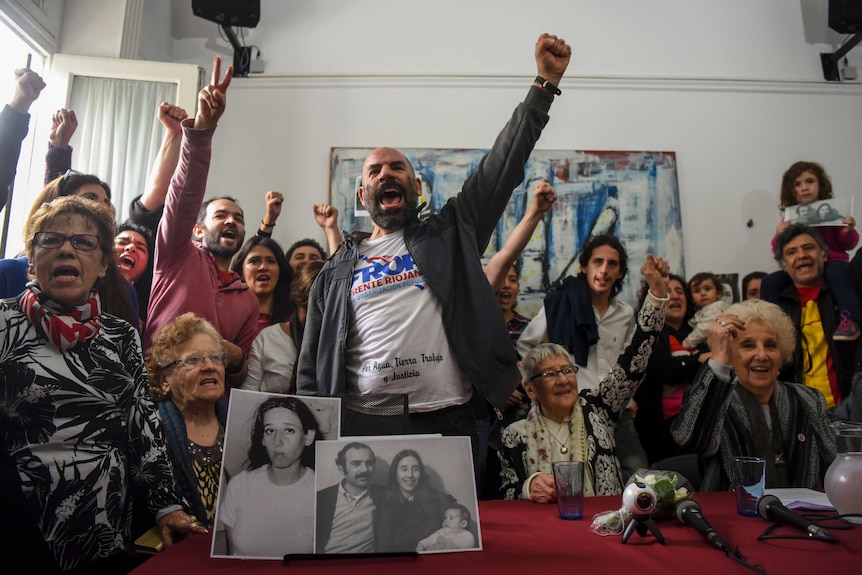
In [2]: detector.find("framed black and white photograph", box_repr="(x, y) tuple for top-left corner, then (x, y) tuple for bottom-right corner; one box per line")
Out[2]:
(314, 436), (481, 555)
(211, 389), (341, 559)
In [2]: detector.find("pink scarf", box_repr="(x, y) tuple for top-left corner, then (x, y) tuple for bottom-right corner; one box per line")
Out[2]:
(20, 283), (102, 350)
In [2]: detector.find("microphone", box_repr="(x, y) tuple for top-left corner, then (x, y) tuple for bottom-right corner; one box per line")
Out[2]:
(675, 499), (732, 553)
(756, 494), (838, 543)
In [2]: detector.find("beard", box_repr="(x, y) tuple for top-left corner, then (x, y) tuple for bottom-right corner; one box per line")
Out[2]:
(363, 179), (420, 231)
(201, 225), (245, 259)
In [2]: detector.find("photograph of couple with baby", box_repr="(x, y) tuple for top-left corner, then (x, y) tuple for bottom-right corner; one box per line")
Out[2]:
(314, 438), (481, 555)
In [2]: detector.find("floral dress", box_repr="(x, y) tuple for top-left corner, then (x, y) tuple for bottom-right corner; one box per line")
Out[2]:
(498, 293), (666, 498)
(0, 298), (181, 570)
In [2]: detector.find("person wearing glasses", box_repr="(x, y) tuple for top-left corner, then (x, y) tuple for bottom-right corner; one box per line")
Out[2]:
(0, 196), (202, 573)
(0, 166), (139, 324)
(498, 255), (669, 501)
(146, 312), (229, 530)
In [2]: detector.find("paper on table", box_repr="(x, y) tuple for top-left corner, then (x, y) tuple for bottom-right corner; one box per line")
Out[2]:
(764, 488), (835, 510)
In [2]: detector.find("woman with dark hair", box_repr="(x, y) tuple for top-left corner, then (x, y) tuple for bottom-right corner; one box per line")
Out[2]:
(230, 236), (294, 332)
(215, 395), (319, 557)
(742, 271), (766, 300)
(633, 274), (705, 464)
(285, 237), (327, 271)
(28, 169), (113, 221)
(376, 449), (456, 553)
(243, 260), (324, 393)
(115, 220), (155, 328)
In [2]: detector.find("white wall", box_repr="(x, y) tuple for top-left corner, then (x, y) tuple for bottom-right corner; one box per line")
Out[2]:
(157, 0), (862, 283)
(18, 0), (862, 285)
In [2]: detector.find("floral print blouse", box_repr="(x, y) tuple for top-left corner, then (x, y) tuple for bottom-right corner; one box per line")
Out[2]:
(499, 293), (666, 498)
(0, 298), (181, 570)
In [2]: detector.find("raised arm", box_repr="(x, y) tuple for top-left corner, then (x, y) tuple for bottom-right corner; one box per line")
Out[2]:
(456, 33), (571, 252)
(1, 68), (45, 205)
(484, 180), (556, 291)
(313, 203), (341, 255)
(139, 102), (188, 212)
(596, 255), (669, 415)
(671, 313), (742, 455)
(44, 108), (76, 184)
(159, 59), (233, 253)
(257, 190), (283, 237)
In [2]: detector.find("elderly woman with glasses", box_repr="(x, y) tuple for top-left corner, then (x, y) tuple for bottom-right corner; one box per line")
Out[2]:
(146, 313), (228, 530)
(0, 196), (201, 573)
(498, 255), (669, 502)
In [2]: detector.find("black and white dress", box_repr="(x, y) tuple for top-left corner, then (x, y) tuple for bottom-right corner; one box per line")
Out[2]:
(0, 298), (181, 570)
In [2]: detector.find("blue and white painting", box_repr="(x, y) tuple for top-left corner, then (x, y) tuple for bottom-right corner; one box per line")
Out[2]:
(330, 148), (684, 317)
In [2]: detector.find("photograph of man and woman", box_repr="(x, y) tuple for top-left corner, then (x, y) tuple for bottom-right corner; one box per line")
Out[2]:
(211, 389), (340, 558)
(315, 437), (481, 555)
(784, 196), (852, 227)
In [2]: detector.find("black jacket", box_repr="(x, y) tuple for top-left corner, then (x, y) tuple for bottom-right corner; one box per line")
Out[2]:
(297, 86), (555, 410)
(775, 280), (862, 401)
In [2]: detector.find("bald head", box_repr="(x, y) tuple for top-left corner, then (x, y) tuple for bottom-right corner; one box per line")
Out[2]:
(358, 147), (421, 235)
(362, 148), (415, 186)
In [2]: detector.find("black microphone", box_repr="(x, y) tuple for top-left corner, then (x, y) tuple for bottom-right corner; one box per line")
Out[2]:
(756, 494), (838, 543)
(675, 499), (732, 553)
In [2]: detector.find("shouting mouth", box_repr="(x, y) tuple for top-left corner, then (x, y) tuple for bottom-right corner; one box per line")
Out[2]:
(53, 266), (80, 283)
(379, 183), (405, 209)
(118, 255), (136, 272)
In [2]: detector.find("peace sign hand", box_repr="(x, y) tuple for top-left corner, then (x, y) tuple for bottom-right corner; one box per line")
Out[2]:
(195, 56), (234, 130)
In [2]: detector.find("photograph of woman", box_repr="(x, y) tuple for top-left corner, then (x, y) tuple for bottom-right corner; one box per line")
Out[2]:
(376, 449), (458, 552)
(212, 390), (339, 558)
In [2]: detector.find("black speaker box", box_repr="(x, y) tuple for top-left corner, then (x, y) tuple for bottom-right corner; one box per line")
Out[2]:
(192, 0), (260, 28)
(829, 0), (862, 34)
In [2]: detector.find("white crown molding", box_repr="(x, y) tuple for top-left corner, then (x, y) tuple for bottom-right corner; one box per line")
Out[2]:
(226, 74), (862, 96)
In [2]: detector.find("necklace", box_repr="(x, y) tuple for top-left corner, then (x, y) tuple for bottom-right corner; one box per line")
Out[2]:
(188, 425), (224, 466)
(545, 420), (573, 454)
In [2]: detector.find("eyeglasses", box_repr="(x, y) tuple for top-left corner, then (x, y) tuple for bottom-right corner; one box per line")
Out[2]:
(161, 352), (227, 371)
(530, 366), (579, 383)
(33, 231), (101, 252)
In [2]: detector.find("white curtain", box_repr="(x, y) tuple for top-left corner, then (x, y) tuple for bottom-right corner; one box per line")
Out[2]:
(69, 77), (175, 222)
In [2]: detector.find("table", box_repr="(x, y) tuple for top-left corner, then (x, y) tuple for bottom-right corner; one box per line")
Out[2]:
(131, 492), (862, 574)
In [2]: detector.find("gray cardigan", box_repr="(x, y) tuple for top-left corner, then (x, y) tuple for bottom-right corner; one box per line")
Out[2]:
(672, 363), (836, 491)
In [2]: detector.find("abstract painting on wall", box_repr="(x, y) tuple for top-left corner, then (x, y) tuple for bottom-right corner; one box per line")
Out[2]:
(330, 148), (684, 317)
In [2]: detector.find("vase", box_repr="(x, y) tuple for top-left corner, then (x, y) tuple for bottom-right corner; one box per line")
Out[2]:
(824, 422), (862, 522)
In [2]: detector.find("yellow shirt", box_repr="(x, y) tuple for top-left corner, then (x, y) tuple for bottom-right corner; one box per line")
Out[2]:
(799, 298), (836, 408)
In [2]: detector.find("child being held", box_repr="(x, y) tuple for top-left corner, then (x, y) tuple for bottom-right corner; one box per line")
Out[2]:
(415, 504), (476, 552)
(762, 161), (860, 340)
(680, 272), (729, 349)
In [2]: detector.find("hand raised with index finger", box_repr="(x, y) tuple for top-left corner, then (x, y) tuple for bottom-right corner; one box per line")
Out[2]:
(195, 56), (235, 130)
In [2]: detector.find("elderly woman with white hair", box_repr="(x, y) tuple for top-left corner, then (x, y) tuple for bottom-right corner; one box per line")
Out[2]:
(498, 255), (669, 501)
(672, 299), (836, 491)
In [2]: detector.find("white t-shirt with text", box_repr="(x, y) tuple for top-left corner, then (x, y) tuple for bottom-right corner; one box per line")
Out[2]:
(345, 230), (472, 412)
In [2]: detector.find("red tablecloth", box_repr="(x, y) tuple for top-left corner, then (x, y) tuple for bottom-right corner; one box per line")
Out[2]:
(131, 492), (862, 574)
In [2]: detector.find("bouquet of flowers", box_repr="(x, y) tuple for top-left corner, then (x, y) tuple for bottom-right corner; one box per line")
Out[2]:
(589, 469), (694, 536)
